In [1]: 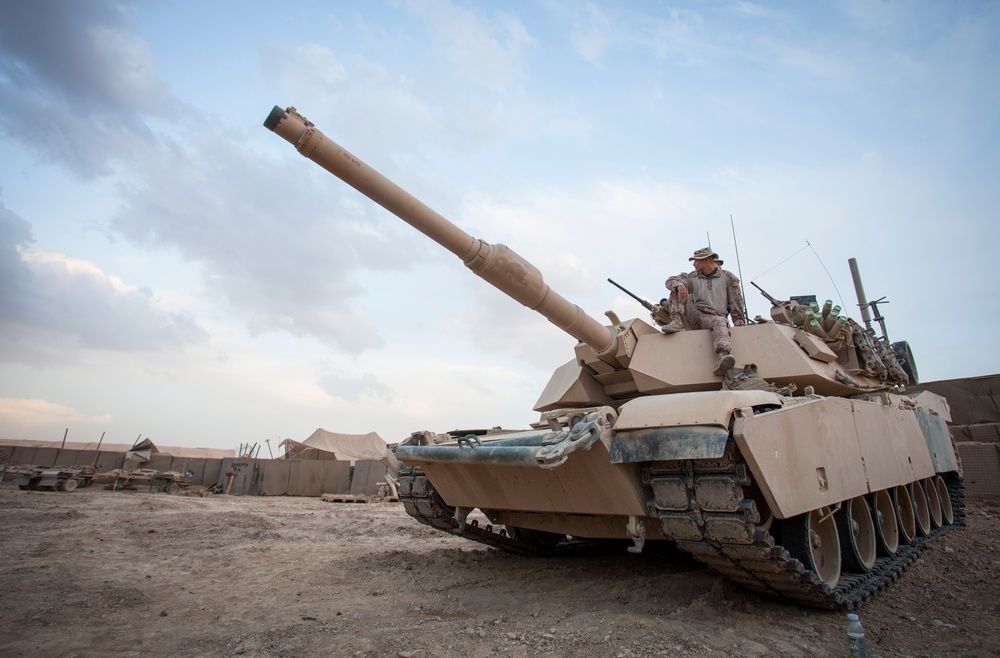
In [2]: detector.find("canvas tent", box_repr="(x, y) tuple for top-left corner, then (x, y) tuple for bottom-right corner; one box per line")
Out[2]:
(279, 429), (387, 464)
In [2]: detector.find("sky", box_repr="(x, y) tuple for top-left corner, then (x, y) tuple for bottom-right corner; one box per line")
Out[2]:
(0, 0), (998, 453)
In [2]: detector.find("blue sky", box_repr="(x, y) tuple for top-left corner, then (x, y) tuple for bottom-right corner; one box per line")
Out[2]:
(1, 0), (997, 451)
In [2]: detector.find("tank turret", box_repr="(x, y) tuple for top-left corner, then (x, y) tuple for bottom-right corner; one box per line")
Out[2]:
(264, 105), (962, 610)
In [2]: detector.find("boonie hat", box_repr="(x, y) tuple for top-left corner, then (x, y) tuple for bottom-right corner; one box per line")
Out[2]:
(689, 247), (720, 261)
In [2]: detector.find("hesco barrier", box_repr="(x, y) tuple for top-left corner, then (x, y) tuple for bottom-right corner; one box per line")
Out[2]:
(903, 374), (1000, 498)
(957, 442), (1000, 497)
(213, 458), (387, 497)
(0, 446), (387, 497)
(0, 445), (127, 473)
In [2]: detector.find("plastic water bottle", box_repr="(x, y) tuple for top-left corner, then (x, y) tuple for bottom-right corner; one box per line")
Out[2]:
(846, 613), (869, 658)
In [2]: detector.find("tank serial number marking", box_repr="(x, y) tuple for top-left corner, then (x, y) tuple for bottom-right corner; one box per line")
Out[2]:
(341, 151), (361, 167)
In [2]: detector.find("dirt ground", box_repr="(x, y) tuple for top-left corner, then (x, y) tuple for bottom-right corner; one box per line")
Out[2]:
(0, 484), (997, 658)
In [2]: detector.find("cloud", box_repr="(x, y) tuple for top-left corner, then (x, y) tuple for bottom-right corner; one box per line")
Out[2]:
(0, 0), (416, 356)
(317, 371), (392, 403)
(566, 3), (615, 63)
(400, 0), (534, 89)
(0, 0), (176, 178)
(259, 44), (445, 159)
(566, 4), (708, 65)
(287, 44), (350, 86)
(0, 199), (34, 292)
(0, 201), (208, 365)
(732, 2), (772, 19)
(0, 398), (112, 438)
(0, 1), (170, 112)
(259, 25), (537, 164)
(3, 1), (442, 357)
(108, 128), (421, 353)
(429, 181), (688, 367)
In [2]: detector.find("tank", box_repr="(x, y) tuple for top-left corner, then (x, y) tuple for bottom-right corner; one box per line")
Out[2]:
(264, 105), (964, 609)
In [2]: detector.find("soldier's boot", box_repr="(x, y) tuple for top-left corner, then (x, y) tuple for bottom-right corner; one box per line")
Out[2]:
(713, 352), (736, 376)
(660, 313), (685, 334)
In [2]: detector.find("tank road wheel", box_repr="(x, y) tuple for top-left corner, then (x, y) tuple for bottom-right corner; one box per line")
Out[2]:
(165, 483), (182, 495)
(835, 496), (876, 573)
(784, 507), (841, 587)
(894, 485), (917, 545)
(923, 478), (943, 529)
(911, 482), (931, 537)
(60, 478), (79, 492)
(506, 526), (566, 549)
(935, 476), (954, 525)
(872, 489), (899, 556)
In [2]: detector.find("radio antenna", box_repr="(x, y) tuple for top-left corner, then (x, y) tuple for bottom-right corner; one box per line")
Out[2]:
(730, 214), (749, 320)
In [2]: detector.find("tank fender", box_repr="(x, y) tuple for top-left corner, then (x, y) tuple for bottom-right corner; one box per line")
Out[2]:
(610, 425), (729, 463)
(609, 390), (783, 463)
(615, 390), (784, 430)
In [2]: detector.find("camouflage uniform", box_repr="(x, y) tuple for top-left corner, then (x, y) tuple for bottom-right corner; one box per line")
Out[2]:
(664, 266), (746, 355)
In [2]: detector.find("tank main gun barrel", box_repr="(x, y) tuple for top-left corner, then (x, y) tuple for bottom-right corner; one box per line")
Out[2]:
(264, 106), (619, 363)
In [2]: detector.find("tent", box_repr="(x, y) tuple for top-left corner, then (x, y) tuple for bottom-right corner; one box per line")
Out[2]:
(279, 429), (387, 464)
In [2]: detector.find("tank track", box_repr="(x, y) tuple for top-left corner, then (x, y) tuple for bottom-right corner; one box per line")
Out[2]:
(646, 451), (965, 609)
(397, 461), (965, 609)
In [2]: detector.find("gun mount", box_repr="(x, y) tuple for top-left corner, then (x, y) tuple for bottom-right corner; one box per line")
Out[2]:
(265, 105), (962, 610)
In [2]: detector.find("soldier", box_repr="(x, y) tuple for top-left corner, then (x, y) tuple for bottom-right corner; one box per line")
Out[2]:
(661, 247), (746, 376)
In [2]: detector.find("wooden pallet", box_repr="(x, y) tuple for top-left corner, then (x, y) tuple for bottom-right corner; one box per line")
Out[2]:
(321, 494), (369, 503)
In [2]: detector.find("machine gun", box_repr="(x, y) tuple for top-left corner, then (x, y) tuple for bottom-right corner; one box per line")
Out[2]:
(750, 281), (782, 308)
(607, 278), (671, 325)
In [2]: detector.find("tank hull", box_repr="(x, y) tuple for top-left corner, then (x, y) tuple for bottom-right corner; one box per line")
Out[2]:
(396, 390), (964, 609)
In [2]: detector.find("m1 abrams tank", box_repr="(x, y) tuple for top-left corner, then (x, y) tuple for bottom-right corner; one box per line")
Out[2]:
(264, 106), (963, 609)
